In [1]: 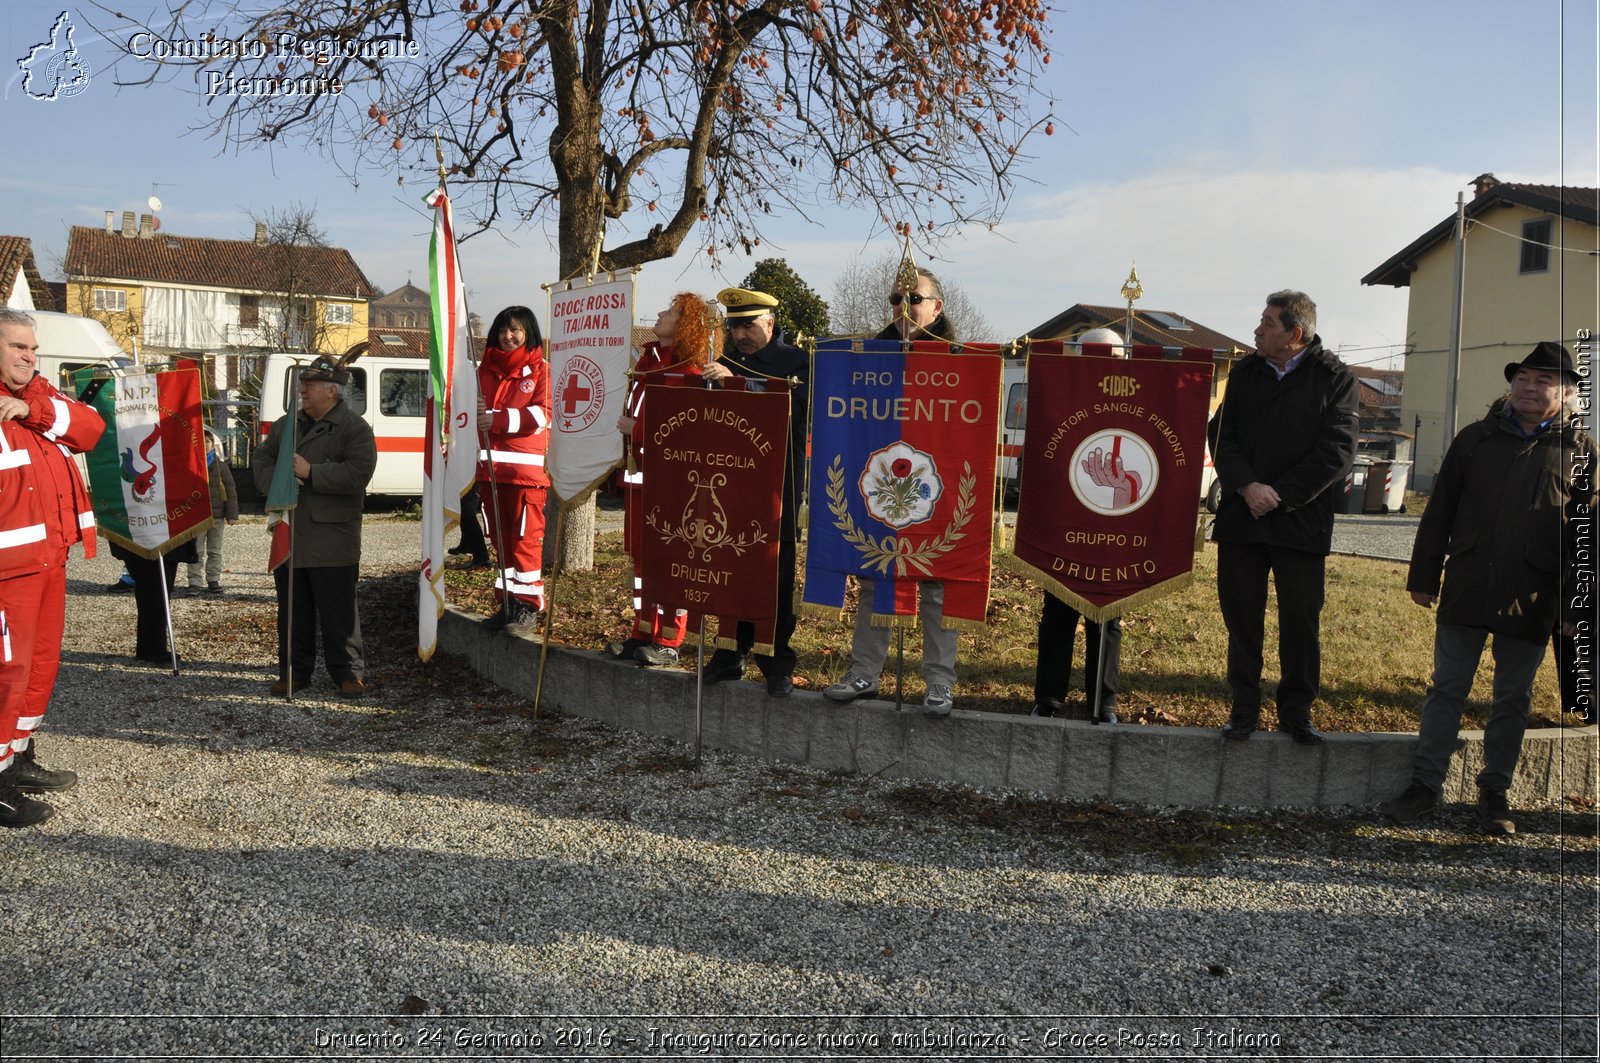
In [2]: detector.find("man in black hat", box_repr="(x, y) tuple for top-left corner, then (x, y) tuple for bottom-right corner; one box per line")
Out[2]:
(699, 287), (809, 696)
(253, 355), (377, 698)
(1384, 341), (1595, 834)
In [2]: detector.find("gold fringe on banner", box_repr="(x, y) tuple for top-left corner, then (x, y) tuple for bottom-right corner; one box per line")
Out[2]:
(1000, 550), (1195, 623)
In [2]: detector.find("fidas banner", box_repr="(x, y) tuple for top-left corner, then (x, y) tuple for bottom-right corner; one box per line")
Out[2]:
(639, 378), (790, 652)
(78, 366), (211, 558)
(803, 340), (1000, 627)
(1012, 343), (1214, 620)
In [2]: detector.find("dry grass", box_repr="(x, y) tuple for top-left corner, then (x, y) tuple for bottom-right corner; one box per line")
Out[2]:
(441, 532), (1578, 735)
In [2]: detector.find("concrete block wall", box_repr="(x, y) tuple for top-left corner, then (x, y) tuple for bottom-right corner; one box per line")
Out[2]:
(439, 608), (1598, 810)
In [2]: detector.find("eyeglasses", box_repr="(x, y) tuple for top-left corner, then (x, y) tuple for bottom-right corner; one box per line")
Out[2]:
(888, 292), (931, 306)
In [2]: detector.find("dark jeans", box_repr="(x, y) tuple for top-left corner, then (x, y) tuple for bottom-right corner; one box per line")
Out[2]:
(455, 484), (488, 561)
(126, 551), (185, 660)
(1034, 592), (1122, 711)
(735, 537), (798, 679)
(274, 564), (364, 682)
(1216, 541), (1326, 730)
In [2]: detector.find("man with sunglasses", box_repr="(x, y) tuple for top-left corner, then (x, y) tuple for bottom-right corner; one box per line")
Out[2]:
(825, 267), (965, 716)
(700, 288), (810, 697)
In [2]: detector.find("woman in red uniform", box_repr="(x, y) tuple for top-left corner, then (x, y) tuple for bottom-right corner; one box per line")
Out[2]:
(607, 293), (722, 665)
(477, 305), (551, 634)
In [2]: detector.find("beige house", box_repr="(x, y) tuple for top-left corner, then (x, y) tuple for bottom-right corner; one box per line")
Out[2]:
(64, 212), (375, 362)
(1362, 173), (1598, 487)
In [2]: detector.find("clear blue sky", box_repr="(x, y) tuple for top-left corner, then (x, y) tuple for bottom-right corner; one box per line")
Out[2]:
(4, 0), (1595, 370)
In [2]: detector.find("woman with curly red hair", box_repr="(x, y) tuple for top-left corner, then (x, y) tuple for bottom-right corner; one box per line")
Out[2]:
(607, 292), (723, 665)
(477, 305), (551, 635)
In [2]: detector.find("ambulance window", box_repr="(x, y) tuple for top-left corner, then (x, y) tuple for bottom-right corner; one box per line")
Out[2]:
(379, 368), (428, 418)
(58, 362), (95, 391)
(1005, 382), (1027, 430)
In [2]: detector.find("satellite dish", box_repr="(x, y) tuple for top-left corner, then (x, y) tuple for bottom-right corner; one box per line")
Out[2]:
(148, 195), (163, 211)
(151, 216), (161, 231)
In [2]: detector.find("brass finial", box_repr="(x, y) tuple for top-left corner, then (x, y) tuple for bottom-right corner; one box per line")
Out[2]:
(1120, 262), (1143, 304)
(894, 229), (920, 292)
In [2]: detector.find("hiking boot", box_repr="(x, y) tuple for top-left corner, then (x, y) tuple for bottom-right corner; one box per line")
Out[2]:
(702, 649), (748, 683)
(922, 685), (955, 718)
(10, 743), (76, 793)
(824, 671), (879, 703)
(207, 582), (224, 595)
(635, 643), (679, 667)
(606, 637), (650, 660)
(504, 606), (541, 637)
(1382, 781), (1439, 825)
(1477, 788), (1516, 836)
(0, 781), (53, 828)
(270, 677), (312, 696)
(339, 678), (367, 698)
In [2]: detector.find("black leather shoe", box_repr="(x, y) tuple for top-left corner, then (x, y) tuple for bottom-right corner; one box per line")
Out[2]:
(447, 544), (472, 555)
(8, 759), (76, 793)
(766, 673), (794, 698)
(1029, 699), (1064, 718)
(1285, 724), (1324, 746)
(1220, 718), (1257, 741)
(702, 650), (748, 683)
(0, 783), (53, 828)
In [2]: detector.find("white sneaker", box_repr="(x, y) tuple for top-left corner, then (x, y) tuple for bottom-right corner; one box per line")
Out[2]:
(923, 685), (954, 717)
(824, 671), (879, 703)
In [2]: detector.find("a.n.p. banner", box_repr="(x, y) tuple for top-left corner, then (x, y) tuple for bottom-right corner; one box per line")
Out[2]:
(639, 378), (790, 652)
(546, 275), (633, 504)
(1012, 343), (1214, 620)
(77, 365), (211, 558)
(804, 340), (1001, 628)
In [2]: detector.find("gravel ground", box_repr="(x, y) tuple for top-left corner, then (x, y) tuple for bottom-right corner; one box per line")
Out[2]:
(2, 517), (1594, 1061)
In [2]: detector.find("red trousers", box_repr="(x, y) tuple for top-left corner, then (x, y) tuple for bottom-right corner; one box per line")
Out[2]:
(483, 482), (546, 610)
(623, 479), (690, 647)
(0, 559), (67, 771)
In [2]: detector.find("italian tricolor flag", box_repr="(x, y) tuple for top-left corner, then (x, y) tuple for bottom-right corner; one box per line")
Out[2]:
(79, 366), (212, 557)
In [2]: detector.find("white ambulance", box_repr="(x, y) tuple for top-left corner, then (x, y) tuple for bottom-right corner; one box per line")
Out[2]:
(27, 310), (132, 390)
(256, 351), (430, 496)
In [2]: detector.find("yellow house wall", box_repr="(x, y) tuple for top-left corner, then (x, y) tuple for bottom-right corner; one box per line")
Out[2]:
(64, 280), (143, 355)
(1399, 202), (1598, 485)
(314, 298), (370, 354)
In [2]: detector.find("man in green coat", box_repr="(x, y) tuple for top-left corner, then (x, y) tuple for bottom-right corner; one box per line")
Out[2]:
(1384, 342), (1595, 835)
(253, 356), (377, 697)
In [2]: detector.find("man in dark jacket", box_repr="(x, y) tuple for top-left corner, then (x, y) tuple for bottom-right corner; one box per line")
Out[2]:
(253, 356), (377, 698)
(1384, 342), (1595, 835)
(1208, 290), (1358, 744)
(700, 287), (809, 697)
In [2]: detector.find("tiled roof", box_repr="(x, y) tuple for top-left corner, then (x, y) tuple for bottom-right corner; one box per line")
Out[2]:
(368, 325), (486, 360)
(1363, 180), (1600, 287)
(1023, 303), (1254, 355)
(65, 225), (375, 298)
(0, 235), (58, 311)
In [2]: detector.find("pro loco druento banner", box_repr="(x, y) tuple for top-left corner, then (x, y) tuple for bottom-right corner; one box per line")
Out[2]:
(803, 340), (1000, 627)
(1012, 343), (1214, 620)
(77, 365), (211, 558)
(639, 378), (790, 651)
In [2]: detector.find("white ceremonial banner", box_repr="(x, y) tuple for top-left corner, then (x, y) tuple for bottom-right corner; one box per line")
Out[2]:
(545, 274), (635, 504)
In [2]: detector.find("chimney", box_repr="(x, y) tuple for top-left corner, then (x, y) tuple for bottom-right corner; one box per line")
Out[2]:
(121, 211), (136, 238)
(254, 222), (268, 246)
(138, 214), (153, 238)
(104, 210), (115, 233)
(1471, 172), (1499, 199)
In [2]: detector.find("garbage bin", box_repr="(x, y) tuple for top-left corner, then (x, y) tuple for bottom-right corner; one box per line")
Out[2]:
(1342, 463), (1369, 514)
(1384, 460), (1413, 513)
(1363, 461), (1391, 513)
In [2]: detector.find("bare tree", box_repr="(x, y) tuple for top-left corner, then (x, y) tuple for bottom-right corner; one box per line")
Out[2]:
(248, 204), (338, 355)
(829, 252), (992, 339)
(104, 0), (1054, 568)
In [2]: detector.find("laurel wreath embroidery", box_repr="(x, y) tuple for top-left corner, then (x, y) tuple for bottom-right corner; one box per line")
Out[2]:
(827, 455), (975, 577)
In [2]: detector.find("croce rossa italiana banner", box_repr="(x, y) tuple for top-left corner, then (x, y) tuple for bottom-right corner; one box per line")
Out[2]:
(1012, 343), (1214, 620)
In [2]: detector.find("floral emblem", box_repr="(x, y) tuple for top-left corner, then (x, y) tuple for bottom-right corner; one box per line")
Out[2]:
(859, 442), (942, 529)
